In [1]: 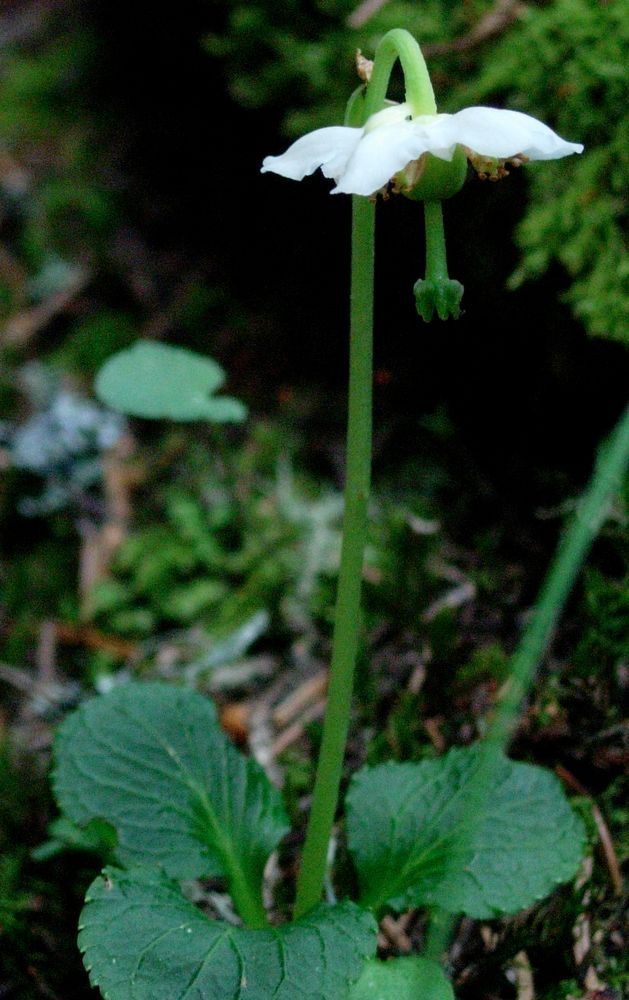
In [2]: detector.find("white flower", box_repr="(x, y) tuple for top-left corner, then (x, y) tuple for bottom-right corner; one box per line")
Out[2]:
(261, 103), (583, 197)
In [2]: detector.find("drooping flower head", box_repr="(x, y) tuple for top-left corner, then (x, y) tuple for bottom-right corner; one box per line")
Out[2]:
(262, 100), (582, 199)
(261, 29), (583, 319)
(262, 23), (582, 201)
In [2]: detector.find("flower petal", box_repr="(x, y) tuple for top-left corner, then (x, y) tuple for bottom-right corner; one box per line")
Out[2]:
(430, 107), (584, 161)
(332, 121), (433, 196)
(261, 126), (362, 182)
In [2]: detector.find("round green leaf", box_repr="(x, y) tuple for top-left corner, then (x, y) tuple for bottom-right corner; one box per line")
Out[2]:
(348, 957), (454, 1000)
(96, 341), (247, 422)
(79, 866), (377, 1000)
(53, 683), (288, 920)
(346, 746), (585, 918)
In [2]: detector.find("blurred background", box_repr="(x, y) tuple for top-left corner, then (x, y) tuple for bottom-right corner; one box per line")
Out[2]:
(0, 0), (627, 996)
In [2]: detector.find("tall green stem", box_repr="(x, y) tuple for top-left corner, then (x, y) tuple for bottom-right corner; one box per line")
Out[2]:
(294, 195), (375, 918)
(424, 400), (629, 962)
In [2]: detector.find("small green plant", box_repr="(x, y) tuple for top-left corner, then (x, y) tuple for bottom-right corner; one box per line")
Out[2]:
(47, 28), (629, 1000)
(52, 682), (582, 1000)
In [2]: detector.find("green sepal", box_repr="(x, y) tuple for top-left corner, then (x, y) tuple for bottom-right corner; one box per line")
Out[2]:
(414, 276), (464, 321)
(398, 147), (467, 202)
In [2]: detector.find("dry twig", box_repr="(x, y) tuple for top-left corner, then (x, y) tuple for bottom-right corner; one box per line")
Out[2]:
(423, 0), (525, 58)
(52, 622), (138, 659)
(556, 764), (624, 897)
(2, 267), (91, 348)
(35, 620), (58, 684)
(423, 716), (446, 752)
(347, 0), (523, 46)
(272, 669), (328, 728)
(79, 433), (137, 612)
(271, 699), (327, 757)
(378, 913), (413, 953)
(347, 0), (392, 29)
(508, 951), (535, 1000)
(423, 560), (476, 621)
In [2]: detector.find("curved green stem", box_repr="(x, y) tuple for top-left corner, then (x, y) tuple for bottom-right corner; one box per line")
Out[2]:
(486, 399), (629, 752)
(423, 908), (456, 964)
(423, 400), (629, 960)
(364, 28), (436, 118)
(294, 195), (375, 919)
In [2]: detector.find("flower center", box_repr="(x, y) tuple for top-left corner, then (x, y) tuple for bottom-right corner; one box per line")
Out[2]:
(409, 113), (449, 127)
(363, 106), (452, 137)
(363, 102), (413, 133)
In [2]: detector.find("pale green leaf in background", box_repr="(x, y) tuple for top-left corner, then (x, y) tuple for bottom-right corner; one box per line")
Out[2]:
(96, 341), (247, 422)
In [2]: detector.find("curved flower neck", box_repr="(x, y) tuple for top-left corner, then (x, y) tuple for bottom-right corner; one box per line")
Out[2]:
(363, 29), (437, 122)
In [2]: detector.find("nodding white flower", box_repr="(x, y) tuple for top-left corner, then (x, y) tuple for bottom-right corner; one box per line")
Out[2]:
(261, 102), (583, 197)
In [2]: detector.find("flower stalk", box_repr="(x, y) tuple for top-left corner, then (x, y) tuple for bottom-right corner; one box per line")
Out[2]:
(294, 193), (375, 919)
(486, 399), (629, 753)
(415, 201), (464, 320)
(268, 25), (588, 921)
(294, 27), (440, 919)
(424, 201), (448, 280)
(294, 30), (425, 919)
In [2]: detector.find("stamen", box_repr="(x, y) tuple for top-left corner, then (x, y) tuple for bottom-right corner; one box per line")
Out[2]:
(355, 50), (374, 83)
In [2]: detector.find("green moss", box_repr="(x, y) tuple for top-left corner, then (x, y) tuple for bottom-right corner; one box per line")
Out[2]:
(463, 0), (629, 344)
(575, 568), (629, 684)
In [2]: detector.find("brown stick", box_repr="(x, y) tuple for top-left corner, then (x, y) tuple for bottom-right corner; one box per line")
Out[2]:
(423, 0), (525, 58)
(53, 622), (138, 659)
(347, 0), (522, 45)
(272, 669), (329, 728)
(1, 267), (90, 348)
(272, 700), (327, 757)
(555, 764), (624, 896)
(346, 0), (392, 29)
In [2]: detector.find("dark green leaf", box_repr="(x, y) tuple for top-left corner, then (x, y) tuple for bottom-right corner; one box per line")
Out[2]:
(348, 956), (454, 1000)
(80, 866), (377, 1000)
(96, 341), (247, 422)
(53, 683), (288, 924)
(346, 747), (585, 918)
